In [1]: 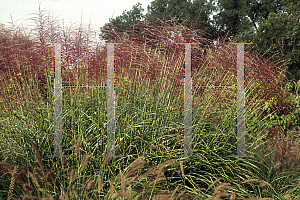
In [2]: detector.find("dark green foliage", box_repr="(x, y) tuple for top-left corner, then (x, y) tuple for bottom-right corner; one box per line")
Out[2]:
(99, 0), (218, 43)
(234, 11), (300, 82)
(100, 3), (146, 42)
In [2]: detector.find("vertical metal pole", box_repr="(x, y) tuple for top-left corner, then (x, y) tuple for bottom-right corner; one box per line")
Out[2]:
(106, 43), (115, 157)
(228, 43), (253, 158)
(184, 43), (192, 157)
(54, 43), (62, 157)
(236, 43), (245, 156)
(46, 43), (64, 158)
(46, 42), (71, 158)
(98, 42), (123, 158)
(176, 43), (201, 158)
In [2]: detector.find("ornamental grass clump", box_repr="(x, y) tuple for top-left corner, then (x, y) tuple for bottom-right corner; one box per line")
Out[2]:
(0, 141), (194, 199)
(0, 3), (299, 199)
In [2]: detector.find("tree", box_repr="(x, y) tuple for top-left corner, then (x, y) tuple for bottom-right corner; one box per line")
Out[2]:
(145, 0), (209, 25)
(212, 0), (243, 36)
(231, 0), (300, 82)
(99, 0), (218, 43)
(255, 12), (300, 82)
(281, 0), (300, 17)
(145, 0), (218, 38)
(100, 3), (146, 42)
(212, 0), (285, 38)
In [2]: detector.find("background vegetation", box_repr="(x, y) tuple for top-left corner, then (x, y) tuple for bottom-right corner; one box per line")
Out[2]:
(99, 0), (300, 83)
(0, 0), (300, 199)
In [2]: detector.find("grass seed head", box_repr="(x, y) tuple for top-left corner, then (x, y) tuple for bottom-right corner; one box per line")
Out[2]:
(216, 192), (232, 198)
(22, 183), (33, 192)
(14, 170), (27, 184)
(34, 153), (44, 171)
(22, 195), (39, 200)
(109, 179), (114, 197)
(127, 185), (133, 199)
(81, 154), (92, 170)
(180, 161), (184, 176)
(242, 178), (259, 184)
(97, 175), (103, 192)
(260, 181), (267, 188)
(139, 169), (157, 180)
(149, 177), (166, 186)
(230, 192), (236, 200)
(72, 185), (80, 198)
(284, 194), (292, 200)
(11, 197), (21, 200)
(102, 156), (113, 167)
(69, 169), (74, 182)
(33, 167), (43, 179)
(31, 142), (39, 155)
(112, 192), (127, 198)
(213, 183), (232, 195)
(29, 172), (41, 188)
(45, 168), (54, 180)
(124, 172), (136, 179)
(61, 156), (66, 168)
(75, 137), (81, 158)
(86, 179), (95, 190)
(44, 181), (54, 189)
(152, 194), (172, 200)
(125, 175), (137, 187)
(0, 162), (13, 173)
